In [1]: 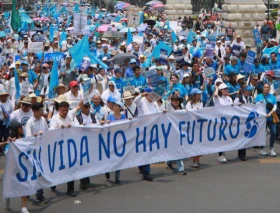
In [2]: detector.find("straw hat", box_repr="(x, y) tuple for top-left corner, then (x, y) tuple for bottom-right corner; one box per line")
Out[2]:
(0, 87), (9, 96)
(20, 72), (28, 77)
(55, 83), (68, 92)
(20, 97), (32, 105)
(28, 93), (42, 103)
(53, 95), (70, 103)
(122, 91), (135, 100)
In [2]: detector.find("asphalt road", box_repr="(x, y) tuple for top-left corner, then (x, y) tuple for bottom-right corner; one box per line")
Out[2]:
(1, 138), (280, 213)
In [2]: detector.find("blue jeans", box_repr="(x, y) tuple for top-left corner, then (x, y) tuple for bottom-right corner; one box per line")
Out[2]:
(138, 165), (150, 175)
(267, 121), (276, 148)
(262, 34), (270, 41)
(115, 170), (120, 181)
(166, 160), (184, 172)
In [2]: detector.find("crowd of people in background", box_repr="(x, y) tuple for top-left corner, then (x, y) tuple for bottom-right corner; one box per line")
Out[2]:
(0, 1), (280, 213)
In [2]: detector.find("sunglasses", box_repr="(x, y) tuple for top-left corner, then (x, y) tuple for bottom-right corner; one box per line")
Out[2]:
(84, 105), (90, 108)
(109, 85), (115, 87)
(22, 103), (31, 107)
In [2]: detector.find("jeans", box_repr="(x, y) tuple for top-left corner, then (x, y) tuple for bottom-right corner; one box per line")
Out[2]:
(115, 170), (120, 181)
(176, 160), (184, 172)
(138, 164), (150, 175)
(36, 189), (44, 200)
(67, 181), (74, 192)
(0, 120), (9, 142)
(267, 120), (276, 148)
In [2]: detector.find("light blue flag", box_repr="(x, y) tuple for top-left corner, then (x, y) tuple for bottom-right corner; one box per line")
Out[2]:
(127, 28), (133, 45)
(48, 60), (59, 98)
(166, 20), (170, 30)
(49, 24), (55, 42)
(262, 46), (279, 56)
(152, 41), (173, 59)
(60, 5), (67, 13)
(139, 11), (144, 24)
(115, 15), (120, 22)
(98, 12), (104, 19)
(14, 71), (20, 100)
(69, 35), (90, 65)
(171, 31), (178, 43)
(73, 3), (80, 13)
(88, 54), (108, 69)
(187, 29), (196, 44)
(66, 15), (72, 27)
(59, 31), (67, 48)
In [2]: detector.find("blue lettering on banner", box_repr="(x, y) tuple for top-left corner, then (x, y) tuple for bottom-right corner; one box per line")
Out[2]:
(58, 140), (65, 171)
(161, 123), (172, 149)
(136, 127), (147, 153)
(67, 139), (77, 168)
(207, 118), (217, 141)
(16, 151), (30, 182)
(149, 124), (160, 151)
(113, 130), (126, 157)
(197, 119), (208, 142)
(48, 142), (57, 173)
(80, 136), (90, 165)
(219, 117), (227, 141)
(99, 132), (111, 160)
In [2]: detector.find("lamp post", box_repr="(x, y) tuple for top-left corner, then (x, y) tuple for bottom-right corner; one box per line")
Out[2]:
(268, 0), (270, 19)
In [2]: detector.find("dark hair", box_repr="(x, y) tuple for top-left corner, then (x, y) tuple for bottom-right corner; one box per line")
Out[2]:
(270, 52), (276, 57)
(171, 95), (183, 109)
(133, 66), (141, 72)
(10, 121), (23, 138)
(170, 74), (179, 81)
(239, 52), (246, 58)
(58, 101), (69, 108)
(32, 102), (44, 111)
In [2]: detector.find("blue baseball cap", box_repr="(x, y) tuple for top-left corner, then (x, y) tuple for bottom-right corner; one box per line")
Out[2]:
(191, 88), (202, 95)
(21, 60), (28, 65)
(114, 68), (122, 73)
(144, 87), (153, 93)
(107, 96), (117, 103)
(113, 101), (124, 109)
(129, 58), (137, 64)
(244, 85), (254, 92)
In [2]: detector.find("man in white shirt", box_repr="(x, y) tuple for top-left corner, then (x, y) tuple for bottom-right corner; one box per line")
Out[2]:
(230, 35), (246, 53)
(133, 87), (160, 181)
(64, 81), (83, 110)
(49, 100), (82, 197)
(123, 91), (138, 119)
(10, 97), (33, 129)
(73, 102), (96, 190)
(25, 102), (49, 204)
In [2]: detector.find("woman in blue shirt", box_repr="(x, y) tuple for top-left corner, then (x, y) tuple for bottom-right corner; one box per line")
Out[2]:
(169, 74), (188, 101)
(255, 83), (277, 157)
(104, 101), (126, 185)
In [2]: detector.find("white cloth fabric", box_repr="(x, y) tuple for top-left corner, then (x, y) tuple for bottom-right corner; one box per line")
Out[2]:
(25, 116), (49, 137)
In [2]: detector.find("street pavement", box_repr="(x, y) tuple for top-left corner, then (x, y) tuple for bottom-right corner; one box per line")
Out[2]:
(1, 136), (280, 213)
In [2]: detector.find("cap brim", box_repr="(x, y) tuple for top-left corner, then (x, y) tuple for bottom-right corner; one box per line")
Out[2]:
(122, 95), (135, 100)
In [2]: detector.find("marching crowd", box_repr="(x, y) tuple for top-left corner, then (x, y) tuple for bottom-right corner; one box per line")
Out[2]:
(0, 2), (280, 213)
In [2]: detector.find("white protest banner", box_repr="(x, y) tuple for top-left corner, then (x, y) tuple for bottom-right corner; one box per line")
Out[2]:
(28, 42), (43, 53)
(4, 103), (266, 198)
(83, 79), (91, 104)
(128, 7), (142, 28)
(20, 80), (29, 97)
(204, 67), (216, 77)
(169, 21), (177, 31)
(73, 13), (87, 34)
(133, 35), (144, 44)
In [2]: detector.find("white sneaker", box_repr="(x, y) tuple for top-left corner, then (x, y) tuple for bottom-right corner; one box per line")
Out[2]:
(259, 149), (267, 156)
(218, 155), (227, 163)
(191, 162), (199, 168)
(4, 198), (10, 209)
(21, 207), (30, 213)
(269, 148), (277, 157)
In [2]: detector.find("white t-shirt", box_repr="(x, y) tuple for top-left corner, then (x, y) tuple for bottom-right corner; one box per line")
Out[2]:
(25, 116), (49, 137)
(213, 95), (233, 106)
(134, 95), (159, 116)
(64, 90), (83, 109)
(10, 108), (33, 126)
(0, 100), (14, 121)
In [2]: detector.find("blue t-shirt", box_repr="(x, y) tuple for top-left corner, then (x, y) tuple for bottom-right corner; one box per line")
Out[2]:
(255, 93), (276, 121)
(107, 113), (126, 121)
(111, 77), (123, 93)
(134, 75), (147, 91)
(252, 64), (265, 74)
(238, 60), (245, 75)
(224, 64), (240, 76)
(263, 63), (272, 72)
(171, 83), (187, 97)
